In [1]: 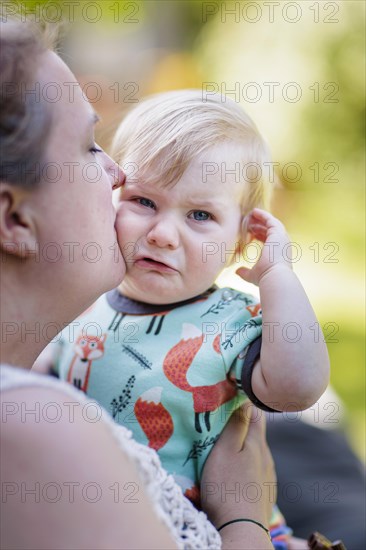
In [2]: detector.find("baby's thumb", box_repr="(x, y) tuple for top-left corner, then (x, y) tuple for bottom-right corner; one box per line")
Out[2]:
(236, 266), (252, 282)
(217, 402), (251, 452)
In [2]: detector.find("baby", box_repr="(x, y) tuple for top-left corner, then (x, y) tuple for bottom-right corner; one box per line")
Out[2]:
(50, 91), (329, 548)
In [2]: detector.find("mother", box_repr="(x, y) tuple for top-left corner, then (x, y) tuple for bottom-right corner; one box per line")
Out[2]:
(0, 20), (274, 550)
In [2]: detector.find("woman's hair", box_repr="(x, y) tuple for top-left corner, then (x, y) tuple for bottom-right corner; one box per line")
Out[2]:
(0, 20), (55, 187)
(111, 89), (273, 215)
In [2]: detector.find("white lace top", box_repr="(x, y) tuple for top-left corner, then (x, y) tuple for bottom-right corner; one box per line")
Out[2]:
(0, 365), (221, 550)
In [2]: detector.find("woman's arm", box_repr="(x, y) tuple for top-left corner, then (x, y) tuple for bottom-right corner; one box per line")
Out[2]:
(1, 386), (177, 550)
(218, 522), (273, 550)
(201, 402), (275, 549)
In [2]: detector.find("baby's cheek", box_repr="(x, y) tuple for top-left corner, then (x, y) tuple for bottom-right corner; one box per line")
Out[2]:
(194, 249), (222, 279)
(114, 215), (128, 249)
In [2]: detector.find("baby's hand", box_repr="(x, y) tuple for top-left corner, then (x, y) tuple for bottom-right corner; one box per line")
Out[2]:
(237, 208), (292, 286)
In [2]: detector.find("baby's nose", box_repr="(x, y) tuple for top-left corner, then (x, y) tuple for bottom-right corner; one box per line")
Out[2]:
(147, 218), (179, 249)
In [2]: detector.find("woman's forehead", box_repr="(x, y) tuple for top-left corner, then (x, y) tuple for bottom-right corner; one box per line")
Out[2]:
(39, 51), (94, 123)
(38, 50), (73, 83)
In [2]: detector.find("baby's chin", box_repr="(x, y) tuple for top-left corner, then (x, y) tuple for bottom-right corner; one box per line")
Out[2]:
(117, 281), (204, 305)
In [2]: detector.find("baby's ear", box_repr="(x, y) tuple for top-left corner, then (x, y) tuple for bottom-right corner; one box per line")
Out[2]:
(240, 215), (253, 246)
(226, 234), (245, 268)
(233, 215), (256, 268)
(0, 183), (38, 258)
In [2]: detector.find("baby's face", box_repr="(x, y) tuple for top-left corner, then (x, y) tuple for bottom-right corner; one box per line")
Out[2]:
(115, 143), (244, 304)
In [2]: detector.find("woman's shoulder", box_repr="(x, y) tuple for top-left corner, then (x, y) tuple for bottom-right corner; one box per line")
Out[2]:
(0, 363), (135, 454)
(0, 364), (221, 549)
(0, 364), (144, 507)
(0, 364), (168, 507)
(0, 367), (179, 549)
(1, 363), (69, 391)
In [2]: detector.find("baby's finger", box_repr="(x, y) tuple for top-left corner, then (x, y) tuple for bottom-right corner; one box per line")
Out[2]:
(246, 224), (268, 242)
(244, 404), (267, 444)
(236, 266), (253, 282)
(251, 208), (285, 231)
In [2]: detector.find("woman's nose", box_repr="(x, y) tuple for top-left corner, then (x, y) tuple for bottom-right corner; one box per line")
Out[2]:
(111, 163), (125, 190)
(102, 149), (125, 190)
(147, 217), (179, 249)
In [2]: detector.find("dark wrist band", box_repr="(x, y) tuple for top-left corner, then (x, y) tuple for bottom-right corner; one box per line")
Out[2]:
(217, 518), (271, 540)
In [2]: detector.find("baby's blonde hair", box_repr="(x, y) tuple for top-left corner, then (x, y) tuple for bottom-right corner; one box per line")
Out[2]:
(111, 90), (272, 218)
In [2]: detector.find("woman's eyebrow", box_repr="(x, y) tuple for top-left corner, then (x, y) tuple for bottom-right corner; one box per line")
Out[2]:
(92, 112), (101, 125)
(84, 112), (101, 138)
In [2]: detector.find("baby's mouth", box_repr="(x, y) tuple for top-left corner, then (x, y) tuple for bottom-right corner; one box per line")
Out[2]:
(135, 257), (177, 273)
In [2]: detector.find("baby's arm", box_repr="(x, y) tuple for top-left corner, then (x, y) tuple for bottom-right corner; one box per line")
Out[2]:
(32, 341), (61, 375)
(237, 208), (330, 411)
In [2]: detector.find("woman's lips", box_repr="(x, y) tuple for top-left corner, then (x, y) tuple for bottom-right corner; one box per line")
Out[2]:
(135, 258), (177, 273)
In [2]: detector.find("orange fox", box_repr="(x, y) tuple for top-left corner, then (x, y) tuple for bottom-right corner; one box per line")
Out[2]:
(163, 324), (236, 433)
(246, 303), (262, 317)
(174, 475), (201, 509)
(67, 334), (106, 392)
(134, 387), (174, 451)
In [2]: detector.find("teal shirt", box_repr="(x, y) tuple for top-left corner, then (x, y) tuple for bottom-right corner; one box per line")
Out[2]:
(56, 286), (262, 502)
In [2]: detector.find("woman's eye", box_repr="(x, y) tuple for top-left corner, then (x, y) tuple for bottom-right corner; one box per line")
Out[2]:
(189, 210), (212, 221)
(90, 145), (102, 155)
(137, 197), (155, 209)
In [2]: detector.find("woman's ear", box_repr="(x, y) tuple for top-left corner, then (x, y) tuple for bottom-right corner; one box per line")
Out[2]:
(0, 183), (38, 258)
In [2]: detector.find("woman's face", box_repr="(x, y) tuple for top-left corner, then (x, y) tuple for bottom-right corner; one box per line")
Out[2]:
(30, 52), (126, 313)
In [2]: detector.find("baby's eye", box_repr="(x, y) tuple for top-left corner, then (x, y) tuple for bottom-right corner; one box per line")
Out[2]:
(189, 210), (212, 221)
(137, 197), (155, 209)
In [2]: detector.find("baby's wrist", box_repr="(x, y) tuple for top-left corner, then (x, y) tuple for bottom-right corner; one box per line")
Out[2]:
(257, 262), (293, 285)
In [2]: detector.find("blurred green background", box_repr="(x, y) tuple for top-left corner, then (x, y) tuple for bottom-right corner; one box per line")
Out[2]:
(11, 0), (365, 458)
